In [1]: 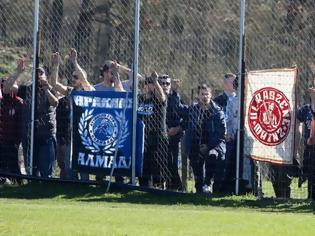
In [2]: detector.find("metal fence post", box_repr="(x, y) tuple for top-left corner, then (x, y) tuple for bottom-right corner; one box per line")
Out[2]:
(131, 0), (141, 185)
(30, 0), (40, 176)
(236, 0), (246, 195)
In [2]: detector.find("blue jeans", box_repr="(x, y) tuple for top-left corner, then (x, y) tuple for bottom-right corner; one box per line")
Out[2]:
(167, 137), (182, 189)
(34, 137), (56, 178)
(222, 140), (236, 192)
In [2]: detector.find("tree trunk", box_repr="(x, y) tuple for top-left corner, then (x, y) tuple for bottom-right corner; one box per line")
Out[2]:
(74, 0), (95, 65)
(50, 0), (63, 52)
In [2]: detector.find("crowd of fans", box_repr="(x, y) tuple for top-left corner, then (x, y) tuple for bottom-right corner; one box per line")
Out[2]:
(0, 49), (314, 199)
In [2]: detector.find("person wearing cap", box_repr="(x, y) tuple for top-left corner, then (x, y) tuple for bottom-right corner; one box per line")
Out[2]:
(4, 59), (58, 178)
(138, 72), (169, 187)
(50, 49), (94, 180)
(0, 60), (24, 184)
(158, 74), (187, 190)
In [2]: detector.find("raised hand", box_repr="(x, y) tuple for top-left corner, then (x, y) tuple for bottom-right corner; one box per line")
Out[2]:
(68, 48), (77, 63)
(16, 58), (26, 74)
(51, 52), (61, 67)
(151, 71), (158, 83)
(110, 61), (120, 81)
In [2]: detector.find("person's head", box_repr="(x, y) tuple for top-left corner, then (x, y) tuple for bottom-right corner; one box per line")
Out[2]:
(144, 76), (154, 95)
(37, 67), (47, 85)
(197, 83), (212, 106)
(70, 71), (82, 89)
(158, 74), (171, 95)
(37, 67), (46, 80)
(99, 60), (115, 85)
(1, 77), (18, 95)
(223, 73), (237, 93)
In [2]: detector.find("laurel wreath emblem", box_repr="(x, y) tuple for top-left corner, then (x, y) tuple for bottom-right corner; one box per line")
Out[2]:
(78, 109), (129, 154)
(78, 109), (100, 153)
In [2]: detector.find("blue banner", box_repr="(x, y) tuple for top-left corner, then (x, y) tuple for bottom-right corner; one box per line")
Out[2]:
(71, 91), (143, 176)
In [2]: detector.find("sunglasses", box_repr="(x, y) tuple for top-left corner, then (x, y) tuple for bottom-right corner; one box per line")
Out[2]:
(72, 74), (79, 80)
(37, 69), (44, 76)
(144, 80), (153, 85)
(158, 75), (170, 80)
(159, 81), (171, 86)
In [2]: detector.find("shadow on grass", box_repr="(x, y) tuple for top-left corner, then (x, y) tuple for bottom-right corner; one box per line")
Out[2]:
(0, 182), (314, 214)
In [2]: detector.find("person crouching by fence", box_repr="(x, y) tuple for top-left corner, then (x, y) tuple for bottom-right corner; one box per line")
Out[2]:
(0, 60), (24, 184)
(184, 84), (226, 194)
(138, 72), (170, 188)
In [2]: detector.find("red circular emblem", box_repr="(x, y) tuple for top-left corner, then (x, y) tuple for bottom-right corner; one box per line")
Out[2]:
(247, 87), (291, 146)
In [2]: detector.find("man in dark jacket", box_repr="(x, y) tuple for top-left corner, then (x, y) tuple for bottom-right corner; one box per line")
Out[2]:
(138, 72), (169, 187)
(214, 73), (239, 193)
(297, 97), (315, 200)
(158, 75), (188, 190)
(184, 84), (226, 194)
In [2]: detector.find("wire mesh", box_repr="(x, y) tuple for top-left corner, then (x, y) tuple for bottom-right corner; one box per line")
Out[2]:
(0, 0), (136, 182)
(137, 0), (240, 192)
(0, 0), (314, 199)
(246, 0), (315, 199)
(0, 0), (34, 178)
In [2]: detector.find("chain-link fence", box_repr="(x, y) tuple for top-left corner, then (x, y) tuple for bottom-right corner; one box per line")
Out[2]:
(0, 0), (135, 182)
(246, 0), (315, 199)
(135, 0), (240, 192)
(0, 0), (34, 178)
(0, 0), (314, 200)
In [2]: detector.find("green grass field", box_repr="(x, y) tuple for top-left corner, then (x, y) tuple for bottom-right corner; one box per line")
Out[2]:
(0, 182), (314, 236)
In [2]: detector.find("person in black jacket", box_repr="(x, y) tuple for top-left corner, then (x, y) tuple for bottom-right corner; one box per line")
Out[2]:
(158, 75), (188, 190)
(184, 84), (226, 194)
(214, 73), (239, 193)
(138, 72), (169, 188)
(296, 85), (315, 200)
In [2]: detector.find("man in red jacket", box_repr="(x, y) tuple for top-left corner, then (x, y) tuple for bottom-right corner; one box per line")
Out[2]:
(0, 69), (24, 183)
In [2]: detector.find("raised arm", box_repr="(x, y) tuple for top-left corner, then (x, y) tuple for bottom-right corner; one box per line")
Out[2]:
(3, 59), (25, 94)
(50, 52), (68, 95)
(118, 63), (143, 80)
(69, 48), (94, 91)
(111, 62), (125, 92)
(151, 71), (166, 103)
(39, 76), (58, 107)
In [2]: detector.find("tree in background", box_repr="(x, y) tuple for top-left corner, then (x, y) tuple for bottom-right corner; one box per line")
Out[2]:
(50, 0), (63, 52)
(74, 0), (95, 66)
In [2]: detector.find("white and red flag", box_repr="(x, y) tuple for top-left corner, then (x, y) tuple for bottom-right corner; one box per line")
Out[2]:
(244, 68), (298, 164)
